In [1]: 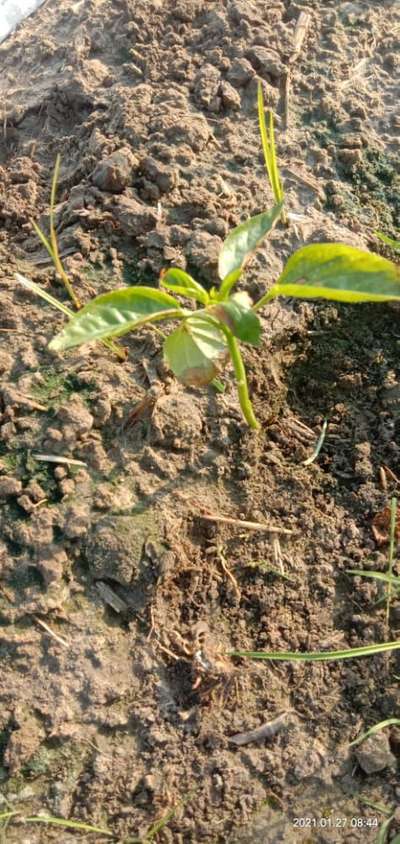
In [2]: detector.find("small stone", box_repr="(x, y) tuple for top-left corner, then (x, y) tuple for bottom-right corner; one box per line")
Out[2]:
(113, 193), (159, 237)
(355, 733), (397, 774)
(220, 81), (241, 111)
(56, 395), (94, 437)
(24, 480), (46, 502)
(194, 64), (221, 111)
(58, 478), (76, 497)
(338, 148), (362, 168)
(0, 476), (22, 497)
(92, 148), (139, 193)
(226, 57), (255, 87)
(186, 230), (222, 276)
(54, 466), (67, 479)
(36, 545), (67, 585)
(142, 156), (178, 194)
(245, 46), (283, 78)
(0, 351), (13, 374)
(17, 494), (35, 513)
(61, 502), (90, 539)
(85, 512), (164, 585)
(151, 392), (203, 449)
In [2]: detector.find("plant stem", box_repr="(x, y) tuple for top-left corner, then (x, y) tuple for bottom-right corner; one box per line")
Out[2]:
(224, 329), (259, 430)
(252, 289), (276, 312)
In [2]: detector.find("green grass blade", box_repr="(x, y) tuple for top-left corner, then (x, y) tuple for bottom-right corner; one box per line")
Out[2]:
(230, 640), (400, 661)
(347, 570), (400, 588)
(268, 108), (283, 204)
(376, 816), (396, 844)
(0, 812), (17, 822)
(24, 815), (113, 835)
(387, 497), (397, 625)
(15, 273), (74, 316)
(303, 417), (328, 465)
(258, 83), (275, 197)
(50, 153), (61, 215)
(31, 220), (56, 261)
(375, 231), (400, 252)
(350, 718), (400, 747)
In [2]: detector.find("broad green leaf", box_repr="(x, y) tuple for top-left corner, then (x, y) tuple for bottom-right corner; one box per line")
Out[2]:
(160, 267), (209, 305)
(267, 243), (400, 303)
(208, 292), (261, 345)
(49, 287), (185, 352)
(163, 316), (227, 386)
(375, 231), (400, 252)
(218, 204), (283, 289)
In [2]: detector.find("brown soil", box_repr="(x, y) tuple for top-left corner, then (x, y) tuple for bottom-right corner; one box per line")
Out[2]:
(0, 0), (400, 842)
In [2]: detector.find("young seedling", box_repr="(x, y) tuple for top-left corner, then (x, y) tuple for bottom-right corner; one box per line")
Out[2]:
(31, 156), (125, 361)
(258, 82), (287, 223)
(32, 154), (81, 310)
(17, 96), (400, 429)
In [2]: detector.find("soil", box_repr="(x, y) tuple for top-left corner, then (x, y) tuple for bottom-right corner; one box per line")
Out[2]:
(0, 0), (400, 842)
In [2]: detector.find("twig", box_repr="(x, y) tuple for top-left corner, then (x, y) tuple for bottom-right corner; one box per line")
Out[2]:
(34, 616), (69, 647)
(215, 544), (241, 599)
(229, 711), (294, 745)
(198, 511), (292, 535)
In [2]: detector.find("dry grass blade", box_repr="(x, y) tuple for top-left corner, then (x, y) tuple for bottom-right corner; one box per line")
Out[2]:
(283, 11), (311, 129)
(198, 511), (292, 535)
(34, 617), (69, 647)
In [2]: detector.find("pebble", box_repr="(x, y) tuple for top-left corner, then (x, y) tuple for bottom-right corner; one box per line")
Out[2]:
(0, 476), (23, 497)
(92, 147), (138, 193)
(354, 733), (396, 774)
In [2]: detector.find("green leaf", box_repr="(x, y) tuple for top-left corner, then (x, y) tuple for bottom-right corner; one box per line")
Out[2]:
(49, 287), (185, 351)
(160, 268), (209, 305)
(230, 640), (400, 661)
(218, 204), (283, 290)
(375, 231), (400, 252)
(268, 243), (400, 303)
(349, 718), (400, 748)
(163, 316), (227, 386)
(208, 292), (261, 345)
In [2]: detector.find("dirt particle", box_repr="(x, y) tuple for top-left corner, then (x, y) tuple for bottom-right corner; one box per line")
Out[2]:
(226, 57), (255, 88)
(151, 391), (202, 448)
(85, 512), (163, 585)
(113, 193), (159, 237)
(92, 147), (139, 193)
(245, 46), (283, 79)
(220, 81), (241, 111)
(0, 476), (23, 497)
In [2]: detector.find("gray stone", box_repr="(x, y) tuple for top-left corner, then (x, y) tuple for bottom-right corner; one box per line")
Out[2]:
(355, 733), (397, 774)
(245, 46), (283, 77)
(226, 58), (255, 88)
